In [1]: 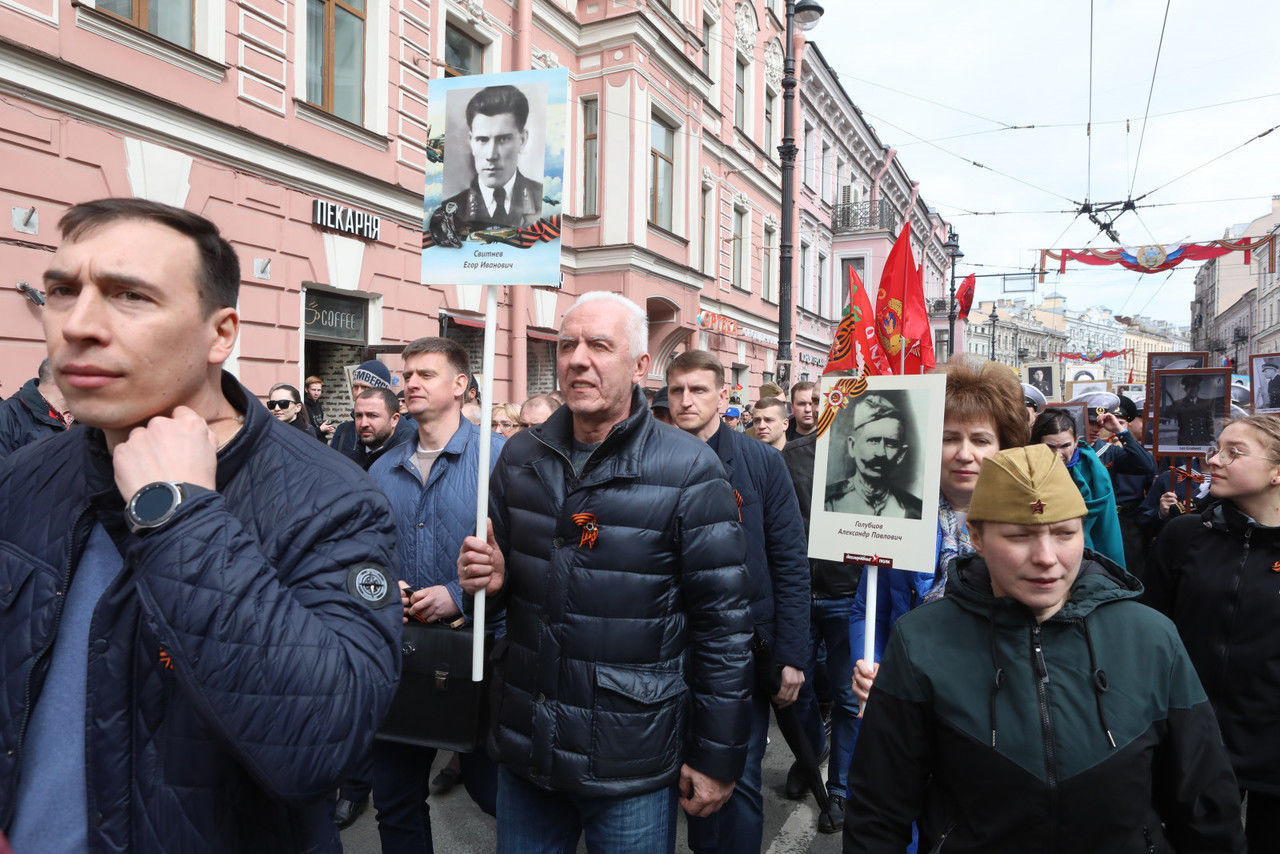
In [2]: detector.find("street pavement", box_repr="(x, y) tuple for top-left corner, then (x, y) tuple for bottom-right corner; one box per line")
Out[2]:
(340, 717), (845, 853)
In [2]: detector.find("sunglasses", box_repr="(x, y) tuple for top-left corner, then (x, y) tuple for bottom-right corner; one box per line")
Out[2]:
(266, 399), (295, 410)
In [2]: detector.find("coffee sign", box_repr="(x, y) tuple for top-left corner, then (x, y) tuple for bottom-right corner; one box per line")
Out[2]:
(305, 291), (367, 343)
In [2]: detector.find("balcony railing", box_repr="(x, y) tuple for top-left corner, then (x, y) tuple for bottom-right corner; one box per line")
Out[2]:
(832, 199), (899, 235)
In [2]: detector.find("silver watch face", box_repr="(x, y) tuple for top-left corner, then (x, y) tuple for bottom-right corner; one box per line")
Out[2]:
(129, 482), (182, 529)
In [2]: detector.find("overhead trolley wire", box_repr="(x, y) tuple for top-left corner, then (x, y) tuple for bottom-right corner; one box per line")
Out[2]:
(1128, 0), (1173, 198)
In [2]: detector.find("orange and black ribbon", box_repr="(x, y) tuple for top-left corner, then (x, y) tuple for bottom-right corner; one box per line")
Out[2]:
(1172, 466), (1205, 484)
(571, 512), (599, 549)
(733, 490), (743, 523)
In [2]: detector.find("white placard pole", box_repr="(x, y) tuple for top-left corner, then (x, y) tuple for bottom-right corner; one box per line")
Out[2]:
(862, 564), (878, 683)
(472, 283), (499, 682)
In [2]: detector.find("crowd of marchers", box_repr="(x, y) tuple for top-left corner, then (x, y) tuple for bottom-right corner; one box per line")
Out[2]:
(0, 197), (1274, 854)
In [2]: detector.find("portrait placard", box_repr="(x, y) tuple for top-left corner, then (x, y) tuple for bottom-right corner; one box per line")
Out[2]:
(1022, 362), (1058, 400)
(1152, 367), (1231, 456)
(422, 68), (568, 287)
(1066, 379), (1112, 399)
(1145, 352), (1209, 447)
(808, 374), (947, 573)
(1250, 354), (1280, 414)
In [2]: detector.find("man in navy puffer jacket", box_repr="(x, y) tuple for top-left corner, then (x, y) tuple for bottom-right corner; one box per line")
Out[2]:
(0, 199), (402, 853)
(460, 292), (752, 853)
(666, 350), (810, 854)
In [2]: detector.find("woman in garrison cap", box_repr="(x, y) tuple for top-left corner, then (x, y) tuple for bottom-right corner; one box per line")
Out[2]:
(845, 444), (1243, 853)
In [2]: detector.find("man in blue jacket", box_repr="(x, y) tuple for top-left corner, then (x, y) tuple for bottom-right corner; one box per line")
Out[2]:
(459, 292), (752, 853)
(667, 350), (810, 854)
(0, 198), (402, 853)
(368, 336), (503, 852)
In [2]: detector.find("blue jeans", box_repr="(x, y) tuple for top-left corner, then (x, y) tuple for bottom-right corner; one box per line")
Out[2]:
(496, 765), (678, 854)
(371, 741), (498, 854)
(796, 596), (860, 797)
(686, 692), (769, 852)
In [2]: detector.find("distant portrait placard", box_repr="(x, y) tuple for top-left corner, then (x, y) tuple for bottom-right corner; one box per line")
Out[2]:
(808, 374), (946, 573)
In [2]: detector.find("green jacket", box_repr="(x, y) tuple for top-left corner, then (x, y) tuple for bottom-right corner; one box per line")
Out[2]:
(846, 550), (1243, 853)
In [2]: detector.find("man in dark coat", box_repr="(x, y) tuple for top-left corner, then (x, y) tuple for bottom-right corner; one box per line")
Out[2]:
(342, 388), (410, 472)
(459, 292), (752, 852)
(436, 85), (543, 231)
(666, 350), (810, 853)
(0, 198), (402, 853)
(330, 359), (416, 458)
(0, 358), (71, 458)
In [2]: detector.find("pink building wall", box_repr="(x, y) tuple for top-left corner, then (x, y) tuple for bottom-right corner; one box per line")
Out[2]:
(0, 0), (931, 414)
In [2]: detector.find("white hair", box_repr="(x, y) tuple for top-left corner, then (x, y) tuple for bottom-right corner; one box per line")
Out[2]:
(562, 291), (648, 359)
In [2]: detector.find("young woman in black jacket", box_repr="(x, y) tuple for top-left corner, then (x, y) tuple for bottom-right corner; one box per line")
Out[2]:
(267, 383), (321, 440)
(1146, 414), (1280, 851)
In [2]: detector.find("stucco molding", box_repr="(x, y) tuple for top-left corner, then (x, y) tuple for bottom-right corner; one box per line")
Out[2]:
(733, 1), (758, 55)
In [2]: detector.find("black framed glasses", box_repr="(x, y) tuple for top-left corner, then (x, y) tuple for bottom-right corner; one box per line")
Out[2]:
(266, 399), (294, 410)
(1205, 443), (1280, 466)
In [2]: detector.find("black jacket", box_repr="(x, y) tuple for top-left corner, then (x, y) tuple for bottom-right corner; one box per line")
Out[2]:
(0, 373), (403, 852)
(439, 172), (543, 229)
(486, 388), (753, 796)
(847, 551), (1243, 853)
(1145, 499), (1280, 794)
(781, 432), (861, 597)
(706, 424), (810, 670)
(0, 377), (68, 459)
(332, 412), (416, 458)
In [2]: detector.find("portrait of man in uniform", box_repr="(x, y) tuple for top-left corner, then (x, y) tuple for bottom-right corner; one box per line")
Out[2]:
(824, 392), (923, 520)
(438, 84), (544, 231)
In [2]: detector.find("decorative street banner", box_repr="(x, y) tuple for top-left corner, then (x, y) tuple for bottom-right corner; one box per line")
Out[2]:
(421, 68), (568, 287)
(808, 373), (946, 573)
(1038, 234), (1275, 281)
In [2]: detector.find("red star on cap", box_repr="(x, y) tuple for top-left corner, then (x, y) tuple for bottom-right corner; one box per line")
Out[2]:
(1029, 499), (1046, 515)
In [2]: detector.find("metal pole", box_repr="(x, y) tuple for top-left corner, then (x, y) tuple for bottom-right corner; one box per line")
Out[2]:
(776, 0), (798, 392)
(989, 311), (997, 362)
(947, 262), (957, 359)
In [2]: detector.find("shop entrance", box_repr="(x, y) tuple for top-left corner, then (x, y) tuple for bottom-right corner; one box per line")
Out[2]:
(302, 287), (371, 424)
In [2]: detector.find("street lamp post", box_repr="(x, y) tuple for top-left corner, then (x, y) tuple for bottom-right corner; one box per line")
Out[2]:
(943, 228), (963, 358)
(775, 0), (823, 392)
(988, 306), (998, 362)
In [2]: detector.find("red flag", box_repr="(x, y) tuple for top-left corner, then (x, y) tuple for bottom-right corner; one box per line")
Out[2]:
(824, 268), (891, 375)
(956, 274), (976, 320)
(875, 222), (934, 373)
(1128, 368), (1134, 383)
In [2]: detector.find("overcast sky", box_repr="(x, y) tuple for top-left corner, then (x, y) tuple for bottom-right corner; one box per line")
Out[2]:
(813, 0), (1280, 326)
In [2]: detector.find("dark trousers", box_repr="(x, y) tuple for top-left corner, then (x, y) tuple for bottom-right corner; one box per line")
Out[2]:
(372, 740), (498, 853)
(1117, 511), (1147, 578)
(1246, 789), (1280, 852)
(338, 751), (373, 803)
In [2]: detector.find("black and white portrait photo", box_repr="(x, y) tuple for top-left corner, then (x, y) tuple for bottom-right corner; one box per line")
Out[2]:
(1154, 368), (1231, 455)
(1251, 354), (1280, 414)
(808, 374), (946, 572)
(1071, 368), (1097, 382)
(1023, 363), (1057, 399)
(438, 81), (548, 231)
(824, 390), (924, 520)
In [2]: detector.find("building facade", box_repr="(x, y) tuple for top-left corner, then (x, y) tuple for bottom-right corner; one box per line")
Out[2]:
(0, 0), (958, 412)
(795, 43), (955, 382)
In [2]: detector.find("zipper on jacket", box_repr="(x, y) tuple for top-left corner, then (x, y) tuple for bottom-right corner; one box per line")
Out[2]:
(1030, 623), (1058, 853)
(6, 504), (93, 829)
(1143, 825), (1156, 854)
(1217, 526), (1252, 695)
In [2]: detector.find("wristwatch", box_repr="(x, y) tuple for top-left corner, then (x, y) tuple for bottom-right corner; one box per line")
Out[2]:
(125, 482), (196, 534)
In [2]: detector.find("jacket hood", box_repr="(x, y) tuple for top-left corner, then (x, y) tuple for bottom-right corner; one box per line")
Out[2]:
(17, 377), (66, 429)
(946, 546), (1142, 625)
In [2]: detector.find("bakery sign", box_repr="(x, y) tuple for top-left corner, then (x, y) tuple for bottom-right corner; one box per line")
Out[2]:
(798, 352), (827, 367)
(696, 310), (739, 336)
(312, 199), (381, 241)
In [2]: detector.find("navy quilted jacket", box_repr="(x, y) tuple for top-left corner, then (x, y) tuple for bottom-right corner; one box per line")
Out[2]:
(486, 388), (754, 796)
(0, 377), (68, 459)
(707, 424), (810, 671)
(0, 374), (402, 853)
